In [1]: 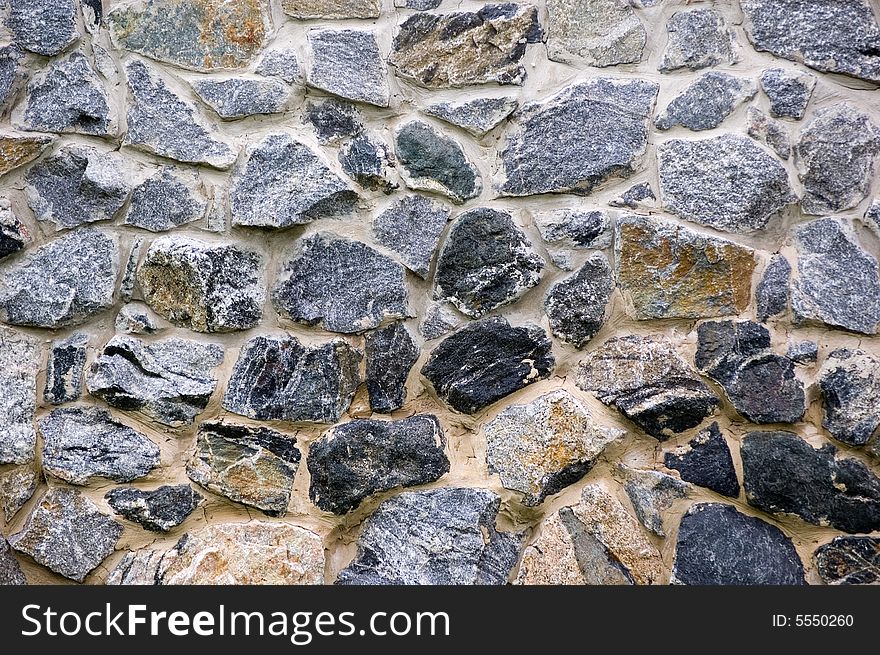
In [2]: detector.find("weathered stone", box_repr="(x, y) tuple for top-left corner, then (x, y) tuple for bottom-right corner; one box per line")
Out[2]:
(0, 45), (22, 114)
(187, 422), (300, 517)
(124, 61), (237, 170)
(337, 488), (523, 585)
(365, 323), (419, 413)
(109, 0), (271, 72)
(865, 199), (880, 235)
(486, 390), (624, 506)
(0, 133), (52, 178)
(500, 78), (658, 197)
(390, 6), (542, 88)
(796, 105), (880, 215)
(396, 121), (482, 203)
(395, 0), (441, 9)
(308, 415), (449, 515)
(742, 431), (880, 534)
(106, 549), (165, 585)
(44, 333), (87, 405)
(303, 99), (362, 145)
(0, 199), (28, 261)
(106, 485), (202, 533)
(819, 349), (880, 446)
(791, 217), (880, 335)
(742, 0), (880, 83)
(616, 215), (756, 320)
(230, 133), (356, 228)
(747, 107), (791, 160)
(0, 327), (38, 465)
(8, 0), (78, 56)
(124, 168), (207, 232)
(283, 0), (379, 19)
(658, 135), (796, 233)
(424, 98), (518, 137)
(545, 254), (613, 348)
(534, 209), (611, 271)
(621, 466), (689, 537)
(223, 334), (362, 423)
(547, 0), (646, 67)
(609, 182), (656, 210)
(9, 488), (122, 582)
(815, 537), (880, 585)
(0, 537), (26, 585)
(308, 30), (388, 107)
(138, 236), (264, 333)
(672, 503), (805, 585)
(756, 254), (791, 323)
(419, 303), (462, 341)
(192, 77), (290, 120)
(373, 195), (450, 279)
(116, 303), (161, 335)
(760, 68), (816, 120)
(659, 9), (737, 73)
(0, 465), (37, 522)
(0, 228), (118, 328)
(576, 334), (719, 440)
(339, 133), (398, 193)
(656, 72), (755, 132)
(255, 49), (300, 84)
(664, 422), (740, 498)
(87, 335), (223, 427)
(422, 317), (554, 414)
(787, 340), (818, 364)
(120, 239), (142, 304)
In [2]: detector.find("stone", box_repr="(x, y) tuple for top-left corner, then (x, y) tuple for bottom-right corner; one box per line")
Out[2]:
(422, 317), (554, 414)
(273, 233), (410, 334)
(337, 488), (523, 585)
(576, 334), (719, 440)
(434, 208), (543, 318)
(124, 168), (207, 232)
(0, 45), (22, 113)
(390, 6), (542, 88)
(486, 390), (624, 506)
(0, 199), (28, 260)
(255, 49), (300, 84)
(796, 105), (880, 215)
(424, 98), (518, 138)
(373, 195), (451, 279)
(44, 333), (87, 405)
(303, 99), (362, 145)
(308, 415), (449, 515)
(282, 0), (380, 19)
(671, 503), (805, 585)
(545, 254), (613, 348)
(616, 215), (756, 320)
(546, 0), (646, 67)
(105, 485), (203, 533)
(339, 133), (398, 193)
(815, 537), (880, 585)
(621, 466), (689, 537)
(0, 537), (26, 585)
(756, 254), (791, 323)
(747, 108), (792, 160)
(395, 121), (482, 203)
(109, 0), (271, 72)
(8, 0), (78, 56)
(419, 303), (462, 341)
(395, 0), (441, 9)
(87, 335), (224, 427)
(659, 9), (737, 73)
(0, 133), (52, 178)
(742, 0), (880, 84)
(787, 340), (818, 364)
(760, 68), (816, 120)
(187, 422), (300, 517)
(365, 323), (419, 413)
(819, 348), (880, 446)
(609, 182), (656, 210)
(124, 60), (237, 170)
(865, 199), (880, 234)
(25, 146), (130, 230)
(534, 209), (611, 270)
(500, 78), (657, 197)
(742, 430), (880, 534)
(138, 236), (264, 333)
(308, 30), (388, 107)
(655, 72), (755, 132)
(19, 51), (112, 136)
(191, 77), (290, 120)
(120, 239), (142, 304)
(223, 334), (362, 423)
(0, 228), (118, 328)
(116, 303), (161, 335)
(791, 217), (880, 335)
(0, 327), (38, 465)
(664, 422), (740, 498)
(695, 320), (805, 424)
(658, 135), (796, 233)
(9, 488), (122, 582)
(106, 549), (165, 585)
(0, 465), (37, 522)
(230, 133), (356, 228)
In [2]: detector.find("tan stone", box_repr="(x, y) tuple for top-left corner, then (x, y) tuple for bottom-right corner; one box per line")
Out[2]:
(547, 0), (647, 67)
(282, 0), (380, 19)
(0, 134), (52, 178)
(0, 464), (38, 522)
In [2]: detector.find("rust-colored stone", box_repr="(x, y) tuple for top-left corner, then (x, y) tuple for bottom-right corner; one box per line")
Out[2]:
(0, 134), (52, 178)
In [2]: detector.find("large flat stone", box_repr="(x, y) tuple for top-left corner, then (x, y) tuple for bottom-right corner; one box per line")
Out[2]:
(372, 195), (450, 279)
(8, 0), (78, 56)
(819, 349), (880, 446)
(282, 0), (380, 19)
(308, 29), (389, 107)
(659, 9), (737, 72)
(106, 485), (203, 533)
(546, 0), (646, 67)
(395, 121), (482, 203)
(655, 72), (756, 132)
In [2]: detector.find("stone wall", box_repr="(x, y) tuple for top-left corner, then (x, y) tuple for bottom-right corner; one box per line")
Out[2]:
(1, 0), (880, 586)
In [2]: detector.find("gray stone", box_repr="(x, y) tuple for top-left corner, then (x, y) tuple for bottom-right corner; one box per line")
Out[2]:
(819, 348), (880, 446)
(756, 254), (791, 323)
(308, 29), (389, 107)
(303, 99), (362, 145)
(424, 97), (518, 137)
(124, 168), (207, 232)
(373, 195), (451, 279)
(0, 327), (38, 465)
(658, 134), (796, 232)
(283, 0), (380, 19)
(759, 68), (816, 120)
(106, 549), (164, 585)
(8, 0), (78, 56)
(0, 45), (22, 114)
(394, 0), (441, 9)
(0, 537), (26, 585)
(396, 121), (482, 203)
(815, 536), (880, 585)
(747, 107), (791, 160)
(545, 254), (613, 348)
(44, 333), (87, 405)
(87, 335), (224, 427)
(256, 49), (300, 84)
(192, 77), (289, 120)
(659, 9), (737, 73)
(337, 488), (523, 585)
(419, 303), (462, 341)
(0, 465), (38, 522)
(547, 0), (646, 67)
(339, 133), (398, 193)
(365, 323), (419, 413)
(621, 466), (689, 537)
(787, 340), (818, 365)
(865, 199), (880, 235)
(0, 198), (28, 261)
(609, 182), (656, 210)
(120, 239), (142, 304)
(273, 233), (410, 334)
(534, 209), (611, 270)
(106, 485), (203, 533)
(116, 303), (161, 335)
(664, 422), (740, 498)
(500, 78), (658, 197)
(655, 72), (756, 132)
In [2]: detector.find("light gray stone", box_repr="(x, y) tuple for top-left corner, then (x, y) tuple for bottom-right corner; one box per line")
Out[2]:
(0, 465), (38, 522)
(424, 97), (518, 137)
(191, 77), (290, 120)
(308, 29), (389, 107)
(655, 72), (756, 132)
(0, 327), (37, 465)
(116, 303), (161, 335)
(373, 195), (451, 279)
(534, 209), (612, 271)
(419, 303), (462, 341)
(747, 107), (792, 160)
(256, 49), (300, 84)
(659, 9), (737, 72)
(547, 0), (647, 67)
(283, 0), (380, 19)
(609, 182), (656, 210)
(621, 466), (690, 537)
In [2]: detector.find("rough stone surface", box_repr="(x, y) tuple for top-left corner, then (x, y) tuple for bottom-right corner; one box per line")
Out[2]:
(0, 199), (28, 261)
(303, 99), (362, 145)
(44, 333), (87, 405)
(192, 78), (290, 120)
(308, 30), (389, 107)
(339, 133), (398, 193)
(621, 466), (689, 537)
(106, 549), (165, 585)
(116, 303), (161, 335)
(747, 107), (792, 160)
(106, 485), (203, 533)
(760, 68), (816, 120)
(255, 49), (300, 84)
(659, 9), (737, 73)
(819, 349), (880, 446)
(546, 0), (646, 68)
(395, 0), (441, 9)
(544, 254), (613, 347)
(0, 537), (26, 585)
(0, 133), (52, 178)
(124, 168), (207, 232)
(534, 209), (611, 270)
(815, 537), (880, 585)
(0, 327), (38, 465)
(756, 254), (791, 323)
(373, 195), (450, 279)
(0, 465), (37, 522)
(283, 0), (380, 19)
(787, 340), (818, 364)
(8, 0), (78, 56)
(662, 425), (738, 501)
(0, 46), (22, 114)
(424, 98), (518, 137)
(609, 182), (656, 210)
(395, 121), (482, 203)
(419, 303), (462, 341)
(365, 323), (419, 413)
(655, 72), (754, 132)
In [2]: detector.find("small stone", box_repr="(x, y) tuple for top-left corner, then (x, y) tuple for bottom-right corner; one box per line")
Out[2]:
(621, 466), (689, 537)
(865, 199), (880, 235)
(815, 537), (880, 585)
(8, 0), (78, 56)
(424, 98), (518, 138)
(756, 254), (791, 323)
(87, 335), (224, 427)
(187, 422), (300, 517)
(796, 105), (880, 215)
(545, 254), (613, 348)
(124, 167), (207, 232)
(747, 107), (791, 160)
(759, 68), (816, 120)
(124, 60), (237, 170)
(791, 217), (880, 335)
(282, 0), (379, 19)
(787, 340), (818, 364)
(373, 195), (451, 279)
(656, 72), (755, 132)
(138, 236), (264, 333)
(819, 348), (880, 446)
(0, 465), (38, 522)
(223, 334), (362, 423)
(546, 0), (646, 67)
(672, 503), (805, 585)
(255, 49), (300, 84)
(9, 487), (122, 582)
(609, 182), (656, 210)
(365, 323), (419, 413)
(337, 488), (523, 585)
(0, 537), (26, 585)
(44, 333), (87, 405)
(105, 485), (203, 533)
(394, 0), (442, 9)
(0, 133), (52, 178)
(230, 133), (356, 228)
(339, 133), (398, 193)
(664, 422), (740, 498)
(534, 209), (611, 270)
(116, 303), (160, 335)
(390, 6), (542, 88)
(576, 334), (719, 440)
(659, 9), (737, 73)
(419, 303), (462, 341)
(616, 215), (756, 320)
(0, 45), (22, 113)
(434, 208), (543, 318)
(192, 77), (290, 120)
(106, 549), (165, 585)
(308, 30), (389, 107)
(486, 390), (624, 506)
(303, 99), (362, 145)
(500, 78), (658, 197)
(120, 239), (142, 304)
(0, 199), (28, 260)
(0, 327), (38, 465)
(742, 430), (880, 534)
(396, 121), (482, 203)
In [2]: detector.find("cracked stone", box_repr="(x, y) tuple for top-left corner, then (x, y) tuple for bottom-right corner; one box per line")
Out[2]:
(0, 537), (25, 585)
(424, 97), (518, 137)
(365, 323), (419, 413)
(8, 0), (78, 56)
(534, 209), (611, 271)
(664, 422), (740, 498)
(0, 199), (28, 260)
(124, 167), (207, 232)
(545, 254), (613, 348)
(0, 133), (52, 178)
(756, 254), (791, 323)
(106, 549), (165, 585)
(396, 121), (482, 203)
(339, 133), (398, 193)
(283, 0), (379, 19)
(659, 9), (737, 73)
(373, 195), (451, 279)
(308, 30), (389, 107)
(747, 107), (791, 160)
(255, 49), (300, 84)
(192, 77), (290, 120)
(815, 537), (880, 585)
(819, 348), (880, 446)
(760, 68), (816, 120)
(106, 485), (203, 533)
(0, 465), (38, 523)
(655, 72), (755, 132)
(303, 99), (362, 145)
(621, 466), (690, 537)
(547, 0), (646, 67)
(44, 333), (87, 405)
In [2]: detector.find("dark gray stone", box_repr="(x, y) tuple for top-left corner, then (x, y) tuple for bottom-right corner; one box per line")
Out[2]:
(621, 466), (689, 537)
(365, 323), (419, 413)
(116, 303), (161, 335)
(544, 253), (613, 348)
(192, 78), (290, 120)
(759, 68), (816, 120)
(0, 199), (28, 261)
(747, 107), (792, 160)
(424, 97), (518, 137)
(106, 485), (203, 533)
(396, 121), (481, 204)
(373, 195), (451, 279)
(659, 9), (737, 72)
(303, 99), (362, 145)
(756, 254), (791, 322)
(534, 209), (611, 270)
(124, 168), (206, 232)
(339, 133), (398, 193)
(0, 537), (25, 585)
(44, 333), (87, 405)
(815, 537), (880, 585)
(394, 0), (441, 8)
(0, 45), (23, 113)
(787, 340), (818, 364)
(819, 348), (880, 446)
(256, 49), (301, 84)
(308, 29), (389, 107)
(609, 182), (655, 210)
(8, 0), (78, 56)
(664, 422), (740, 498)
(655, 72), (755, 131)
